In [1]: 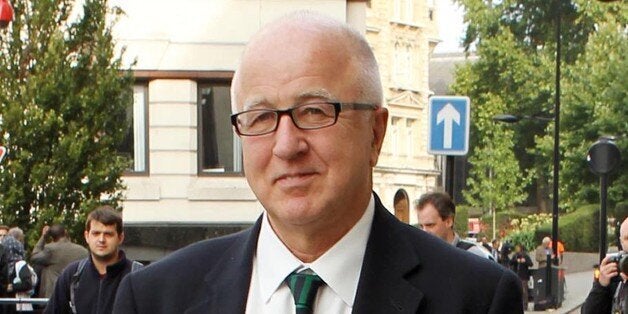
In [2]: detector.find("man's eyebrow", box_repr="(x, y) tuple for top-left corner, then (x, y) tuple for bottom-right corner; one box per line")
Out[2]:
(241, 89), (336, 111)
(242, 97), (269, 111)
(296, 89), (335, 102)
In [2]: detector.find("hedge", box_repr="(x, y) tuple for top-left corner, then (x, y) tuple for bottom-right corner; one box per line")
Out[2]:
(534, 204), (600, 252)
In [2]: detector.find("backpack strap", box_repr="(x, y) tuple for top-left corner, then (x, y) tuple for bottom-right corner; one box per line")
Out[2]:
(69, 258), (89, 314)
(456, 240), (475, 251)
(131, 260), (144, 272)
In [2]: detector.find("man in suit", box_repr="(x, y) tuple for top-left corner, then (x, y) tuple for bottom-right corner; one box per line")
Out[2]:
(113, 11), (522, 313)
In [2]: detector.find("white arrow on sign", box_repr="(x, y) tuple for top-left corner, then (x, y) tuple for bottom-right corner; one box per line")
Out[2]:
(436, 103), (461, 149)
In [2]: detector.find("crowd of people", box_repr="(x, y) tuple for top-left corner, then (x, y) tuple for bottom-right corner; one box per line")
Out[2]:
(411, 190), (572, 312)
(0, 205), (141, 314)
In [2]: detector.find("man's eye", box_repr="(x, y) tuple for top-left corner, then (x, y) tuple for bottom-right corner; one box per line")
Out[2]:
(302, 106), (326, 115)
(245, 111), (275, 126)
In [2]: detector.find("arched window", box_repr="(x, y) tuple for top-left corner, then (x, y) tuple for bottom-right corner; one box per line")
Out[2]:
(394, 189), (410, 223)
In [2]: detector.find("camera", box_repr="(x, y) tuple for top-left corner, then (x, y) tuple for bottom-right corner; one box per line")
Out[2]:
(607, 252), (628, 275)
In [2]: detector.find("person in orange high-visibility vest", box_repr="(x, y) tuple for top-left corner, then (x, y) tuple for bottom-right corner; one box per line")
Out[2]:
(548, 239), (565, 264)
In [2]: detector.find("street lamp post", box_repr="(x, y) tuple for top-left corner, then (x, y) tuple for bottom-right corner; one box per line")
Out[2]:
(551, 0), (562, 268)
(493, 109), (560, 305)
(495, 0), (563, 268)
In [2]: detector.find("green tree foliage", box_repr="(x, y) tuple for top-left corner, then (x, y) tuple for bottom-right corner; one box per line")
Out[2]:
(451, 31), (535, 214)
(558, 16), (627, 210)
(0, 0), (132, 246)
(453, 0), (626, 213)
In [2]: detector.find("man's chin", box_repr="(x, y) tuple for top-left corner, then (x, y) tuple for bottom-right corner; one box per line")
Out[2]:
(267, 206), (324, 227)
(92, 252), (116, 262)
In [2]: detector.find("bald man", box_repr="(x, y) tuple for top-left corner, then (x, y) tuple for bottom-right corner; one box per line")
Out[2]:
(582, 217), (628, 313)
(113, 11), (522, 313)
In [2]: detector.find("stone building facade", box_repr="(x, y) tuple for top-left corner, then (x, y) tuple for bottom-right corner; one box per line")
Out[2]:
(366, 0), (441, 224)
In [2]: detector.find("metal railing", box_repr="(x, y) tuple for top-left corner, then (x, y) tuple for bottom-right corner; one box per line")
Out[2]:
(0, 298), (48, 305)
(0, 298), (48, 313)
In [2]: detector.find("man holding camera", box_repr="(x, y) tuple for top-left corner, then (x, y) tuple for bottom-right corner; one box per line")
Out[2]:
(582, 217), (628, 313)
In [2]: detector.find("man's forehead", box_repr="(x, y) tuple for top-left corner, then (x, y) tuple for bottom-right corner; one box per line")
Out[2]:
(241, 89), (335, 110)
(88, 221), (117, 231)
(621, 218), (628, 235)
(418, 208), (441, 222)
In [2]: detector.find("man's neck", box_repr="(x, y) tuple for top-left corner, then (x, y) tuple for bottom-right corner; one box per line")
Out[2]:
(270, 214), (363, 263)
(91, 252), (120, 275)
(446, 231), (456, 244)
(268, 195), (371, 263)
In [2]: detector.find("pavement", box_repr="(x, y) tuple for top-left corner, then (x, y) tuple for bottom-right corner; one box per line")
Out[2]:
(524, 270), (594, 314)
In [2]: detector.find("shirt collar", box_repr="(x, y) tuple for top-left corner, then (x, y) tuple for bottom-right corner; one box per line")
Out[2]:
(451, 232), (461, 246)
(256, 194), (375, 306)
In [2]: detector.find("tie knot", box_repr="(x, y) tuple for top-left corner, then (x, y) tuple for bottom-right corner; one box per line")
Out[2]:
(285, 272), (324, 314)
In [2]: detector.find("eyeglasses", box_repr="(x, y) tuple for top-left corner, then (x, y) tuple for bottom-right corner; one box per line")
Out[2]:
(231, 102), (377, 136)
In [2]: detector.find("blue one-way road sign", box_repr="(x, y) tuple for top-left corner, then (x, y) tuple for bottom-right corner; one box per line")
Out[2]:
(428, 96), (470, 156)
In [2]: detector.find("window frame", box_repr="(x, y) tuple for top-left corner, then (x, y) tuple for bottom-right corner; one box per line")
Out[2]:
(122, 82), (150, 176)
(197, 80), (242, 177)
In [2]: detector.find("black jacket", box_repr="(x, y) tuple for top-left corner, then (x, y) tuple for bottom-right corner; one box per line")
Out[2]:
(509, 252), (533, 280)
(44, 251), (134, 314)
(582, 277), (623, 314)
(0, 244), (9, 295)
(113, 193), (523, 314)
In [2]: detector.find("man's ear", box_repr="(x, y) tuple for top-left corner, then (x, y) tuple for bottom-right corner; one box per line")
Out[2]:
(370, 106), (388, 167)
(445, 215), (454, 229)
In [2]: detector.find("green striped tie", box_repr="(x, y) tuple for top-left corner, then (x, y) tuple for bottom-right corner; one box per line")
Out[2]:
(285, 272), (324, 314)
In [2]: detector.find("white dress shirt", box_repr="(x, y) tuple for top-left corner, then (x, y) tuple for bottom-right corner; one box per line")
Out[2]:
(245, 195), (375, 314)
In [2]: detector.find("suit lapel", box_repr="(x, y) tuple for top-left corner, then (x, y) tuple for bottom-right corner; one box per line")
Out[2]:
(185, 216), (263, 314)
(353, 194), (424, 313)
(183, 193), (423, 313)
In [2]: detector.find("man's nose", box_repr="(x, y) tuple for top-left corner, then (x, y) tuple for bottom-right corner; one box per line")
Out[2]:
(272, 114), (308, 159)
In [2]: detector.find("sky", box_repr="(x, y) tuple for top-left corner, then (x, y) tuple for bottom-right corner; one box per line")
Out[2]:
(434, 0), (466, 53)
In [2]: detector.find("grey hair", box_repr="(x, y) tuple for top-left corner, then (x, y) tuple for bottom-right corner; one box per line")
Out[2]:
(8, 227), (24, 243)
(231, 10), (383, 113)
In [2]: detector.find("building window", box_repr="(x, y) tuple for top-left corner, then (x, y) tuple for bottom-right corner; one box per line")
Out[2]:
(393, 43), (413, 88)
(406, 118), (415, 157)
(427, 0), (435, 21)
(119, 84), (148, 173)
(198, 83), (241, 174)
(393, 0), (414, 23)
(391, 117), (401, 156)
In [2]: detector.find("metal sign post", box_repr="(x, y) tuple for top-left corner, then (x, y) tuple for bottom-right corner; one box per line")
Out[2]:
(428, 96), (470, 198)
(587, 137), (622, 263)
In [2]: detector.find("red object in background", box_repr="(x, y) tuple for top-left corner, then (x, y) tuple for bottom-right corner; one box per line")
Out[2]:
(0, 146), (6, 163)
(0, 0), (14, 28)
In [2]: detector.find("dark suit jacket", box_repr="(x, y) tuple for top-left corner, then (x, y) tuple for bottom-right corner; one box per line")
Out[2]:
(113, 194), (522, 313)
